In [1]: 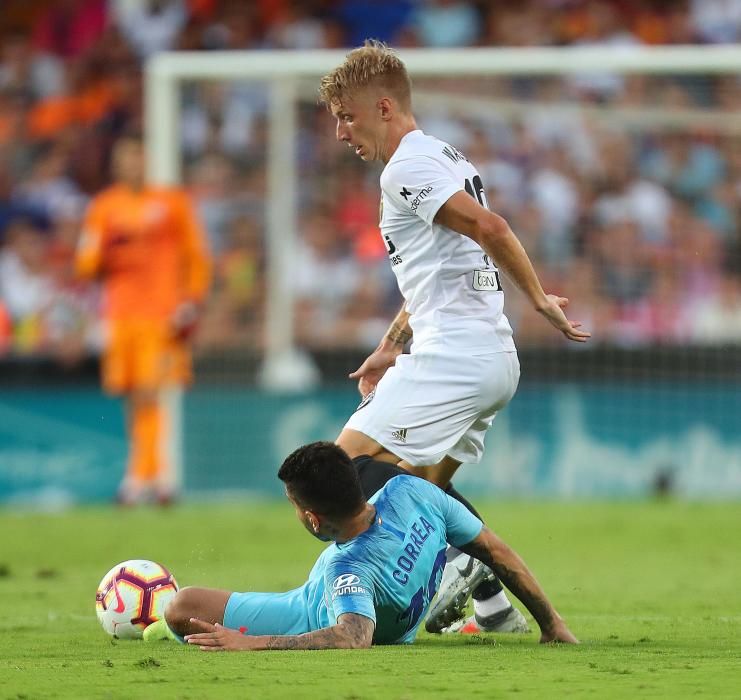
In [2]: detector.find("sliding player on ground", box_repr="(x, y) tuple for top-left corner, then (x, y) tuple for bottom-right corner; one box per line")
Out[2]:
(155, 442), (577, 650)
(318, 41), (590, 634)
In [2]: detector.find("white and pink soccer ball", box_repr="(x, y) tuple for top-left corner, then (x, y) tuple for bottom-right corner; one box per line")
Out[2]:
(95, 559), (178, 639)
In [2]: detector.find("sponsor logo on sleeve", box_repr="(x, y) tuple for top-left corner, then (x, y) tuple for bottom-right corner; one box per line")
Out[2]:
(332, 573), (368, 599)
(398, 186), (434, 211)
(409, 186), (433, 212)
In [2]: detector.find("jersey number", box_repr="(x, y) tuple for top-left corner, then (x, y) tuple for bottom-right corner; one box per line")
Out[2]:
(397, 548), (447, 634)
(464, 175), (488, 208)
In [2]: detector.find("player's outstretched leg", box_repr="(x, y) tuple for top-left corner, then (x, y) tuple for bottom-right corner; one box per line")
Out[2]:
(427, 486), (529, 636)
(430, 556), (530, 634)
(163, 587), (231, 637)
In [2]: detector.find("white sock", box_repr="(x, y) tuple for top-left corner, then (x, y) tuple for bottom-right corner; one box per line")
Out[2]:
(474, 589), (511, 618)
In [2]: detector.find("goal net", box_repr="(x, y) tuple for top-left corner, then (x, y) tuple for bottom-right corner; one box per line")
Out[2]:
(145, 46), (741, 499)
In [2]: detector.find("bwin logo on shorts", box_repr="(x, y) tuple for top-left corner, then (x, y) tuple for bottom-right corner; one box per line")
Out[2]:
(391, 428), (408, 443)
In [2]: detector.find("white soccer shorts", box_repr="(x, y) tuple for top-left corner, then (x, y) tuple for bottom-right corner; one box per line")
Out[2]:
(343, 350), (520, 467)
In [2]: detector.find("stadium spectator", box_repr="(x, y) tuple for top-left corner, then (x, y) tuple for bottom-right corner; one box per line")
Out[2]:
(266, 4), (339, 50)
(690, 0), (741, 44)
(594, 221), (654, 305)
(0, 157), (40, 238)
(32, 0), (107, 60)
(688, 269), (741, 343)
(334, 0), (415, 47)
(197, 213), (265, 349)
(0, 31), (64, 100)
(615, 267), (691, 347)
(31, 193), (100, 365)
(528, 147), (580, 268)
(181, 83), (262, 162)
(199, 2), (262, 50)
(331, 168), (380, 242)
(293, 209), (387, 349)
(411, 0), (481, 48)
(75, 133), (211, 505)
(0, 216), (55, 353)
(0, 302), (11, 355)
(13, 142), (87, 221)
(109, 0), (188, 59)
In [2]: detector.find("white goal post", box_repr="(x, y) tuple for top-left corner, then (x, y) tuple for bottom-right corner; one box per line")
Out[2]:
(144, 45), (741, 391)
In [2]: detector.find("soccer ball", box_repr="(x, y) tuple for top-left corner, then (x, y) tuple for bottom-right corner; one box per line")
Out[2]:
(95, 559), (178, 639)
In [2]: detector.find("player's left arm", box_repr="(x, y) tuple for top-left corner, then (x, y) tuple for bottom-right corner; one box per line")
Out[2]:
(172, 191), (212, 338)
(434, 192), (590, 343)
(178, 192), (212, 302)
(185, 613), (374, 651)
(459, 527), (578, 644)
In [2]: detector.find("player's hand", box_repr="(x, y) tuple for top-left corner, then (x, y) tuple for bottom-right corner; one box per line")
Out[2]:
(170, 301), (201, 341)
(536, 295), (590, 343)
(349, 348), (401, 397)
(185, 619), (257, 651)
(539, 620), (579, 644)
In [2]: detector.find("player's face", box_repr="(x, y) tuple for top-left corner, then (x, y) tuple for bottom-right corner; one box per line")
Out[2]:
(113, 140), (145, 189)
(331, 93), (386, 162)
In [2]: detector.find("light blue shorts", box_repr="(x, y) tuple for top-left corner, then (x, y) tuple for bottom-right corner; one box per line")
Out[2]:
(223, 589), (315, 636)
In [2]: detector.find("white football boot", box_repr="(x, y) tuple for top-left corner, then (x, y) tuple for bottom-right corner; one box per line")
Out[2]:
(425, 552), (489, 634)
(442, 606), (530, 635)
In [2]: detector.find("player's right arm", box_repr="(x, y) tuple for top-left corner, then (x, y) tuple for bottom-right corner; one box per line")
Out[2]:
(75, 196), (107, 280)
(425, 479), (577, 644)
(349, 302), (411, 396)
(459, 527), (578, 644)
(434, 192), (590, 343)
(186, 612), (374, 651)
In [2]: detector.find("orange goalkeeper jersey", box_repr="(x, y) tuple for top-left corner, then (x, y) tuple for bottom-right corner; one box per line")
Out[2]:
(76, 185), (211, 321)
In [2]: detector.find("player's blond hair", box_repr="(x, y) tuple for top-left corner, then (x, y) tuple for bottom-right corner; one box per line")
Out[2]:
(319, 40), (412, 111)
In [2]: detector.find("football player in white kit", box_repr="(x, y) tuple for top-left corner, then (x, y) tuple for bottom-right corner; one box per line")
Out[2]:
(319, 41), (590, 636)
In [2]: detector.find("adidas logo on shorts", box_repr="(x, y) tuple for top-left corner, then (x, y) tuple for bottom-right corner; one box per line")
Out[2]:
(391, 428), (408, 443)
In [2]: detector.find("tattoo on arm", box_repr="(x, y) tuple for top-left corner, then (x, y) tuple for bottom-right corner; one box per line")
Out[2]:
(263, 614), (374, 651)
(461, 531), (557, 633)
(385, 322), (412, 346)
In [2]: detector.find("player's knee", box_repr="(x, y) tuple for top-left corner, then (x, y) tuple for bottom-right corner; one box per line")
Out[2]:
(428, 473), (449, 488)
(336, 429), (390, 461)
(416, 468), (448, 488)
(165, 586), (200, 633)
(130, 387), (158, 407)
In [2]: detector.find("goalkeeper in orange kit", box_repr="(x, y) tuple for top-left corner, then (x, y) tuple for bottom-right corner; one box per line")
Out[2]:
(76, 133), (211, 504)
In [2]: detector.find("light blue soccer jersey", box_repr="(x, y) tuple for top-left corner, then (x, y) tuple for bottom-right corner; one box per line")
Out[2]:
(223, 475), (483, 645)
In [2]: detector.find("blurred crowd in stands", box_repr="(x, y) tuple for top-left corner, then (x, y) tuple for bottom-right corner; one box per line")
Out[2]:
(1, 0), (740, 361)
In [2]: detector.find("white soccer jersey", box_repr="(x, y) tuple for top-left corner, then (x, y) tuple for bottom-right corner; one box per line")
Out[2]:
(380, 130), (515, 353)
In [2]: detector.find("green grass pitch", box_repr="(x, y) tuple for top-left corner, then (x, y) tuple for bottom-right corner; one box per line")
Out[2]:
(1, 500), (739, 699)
